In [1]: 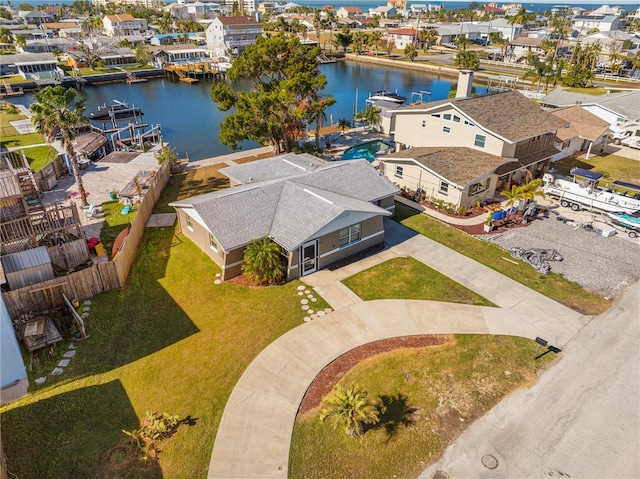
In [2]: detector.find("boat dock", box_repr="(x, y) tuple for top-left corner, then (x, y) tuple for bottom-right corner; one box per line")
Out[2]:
(163, 61), (228, 83)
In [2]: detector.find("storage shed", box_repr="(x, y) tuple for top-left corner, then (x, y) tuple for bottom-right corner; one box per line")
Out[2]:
(0, 247), (54, 290)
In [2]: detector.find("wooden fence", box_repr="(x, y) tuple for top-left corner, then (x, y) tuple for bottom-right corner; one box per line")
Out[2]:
(2, 161), (171, 319)
(47, 238), (90, 270)
(112, 161), (170, 286)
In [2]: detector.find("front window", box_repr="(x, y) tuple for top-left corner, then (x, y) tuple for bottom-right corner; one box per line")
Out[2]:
(439, 181), (449, 195)
(186, 215), (193, 231)
(339, 224), (361, 247)
(209, 233), (218, 252)
(443, 113), (451, 121)
(395, 165), (403, 178)
(442, 126), (451, 133)
(474, 134), (486, 148)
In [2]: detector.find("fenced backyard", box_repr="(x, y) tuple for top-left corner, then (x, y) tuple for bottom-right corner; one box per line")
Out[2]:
(2, 161), (170, 319)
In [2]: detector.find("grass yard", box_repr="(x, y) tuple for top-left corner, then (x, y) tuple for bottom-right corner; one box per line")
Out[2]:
(552, 154), (640, 185)
(290, 334), (554, 479)
(343, 256), (495, 306)
(0, 165), (330, 479)
(0, 131), (45, 149)
(22, 145), (58, 172)
(394, 204), (610, 315)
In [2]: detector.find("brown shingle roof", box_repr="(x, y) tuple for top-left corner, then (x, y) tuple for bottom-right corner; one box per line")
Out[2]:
(399, 91), (569, 142)
(493, 146), (559, 175)
(550, 105), (610, 141)
(217, 16), (260, 25)
(384, 147), (513, 186)
(106, 14), (135, 22)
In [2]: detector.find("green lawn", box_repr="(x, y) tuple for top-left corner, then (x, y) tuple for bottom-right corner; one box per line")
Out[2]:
(100, 200), (138, 258)
(553, 154), (640, 185)
(343, 256), (495, 306)
(0, 101), (27, 137)
(393, 204), (610, 315)
(0, 166), (330, 479)
(23, 145), (58, 172)
(0, 131), (45, 149)
(290, 334), (554, 479)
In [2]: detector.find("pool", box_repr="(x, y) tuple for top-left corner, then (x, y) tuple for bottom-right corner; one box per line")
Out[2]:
(341, 140), (394, 162)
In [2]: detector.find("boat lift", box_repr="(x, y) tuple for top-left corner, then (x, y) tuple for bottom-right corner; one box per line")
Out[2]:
(410, 91), (431, 104)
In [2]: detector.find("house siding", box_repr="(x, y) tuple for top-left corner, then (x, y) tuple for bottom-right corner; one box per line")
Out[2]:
(394, 108), (506, 156)
(175, 209), (226, 273)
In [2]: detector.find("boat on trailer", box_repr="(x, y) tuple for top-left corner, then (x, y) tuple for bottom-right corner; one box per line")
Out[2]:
(606, 211), (640, 238)
(543, 168), (640, 214)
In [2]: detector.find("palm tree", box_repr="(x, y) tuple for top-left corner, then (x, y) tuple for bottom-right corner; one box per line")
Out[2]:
(404, 41), (418, 61)
(369, 30), (382, 54)
(358, 104), (382, 131)
(30, 86), (90, 206)
(241, 237), (285, 285)
(319, 384), (380, 437)
(337, 118), (351, 134)
(420, 28), (438, 52)
(453, 50), (479, 70)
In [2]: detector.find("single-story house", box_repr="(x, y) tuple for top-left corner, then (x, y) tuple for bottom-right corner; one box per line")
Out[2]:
(170, 154), (399, 281)
(549, 105), (610, 160)
(379, 146), (515, 208)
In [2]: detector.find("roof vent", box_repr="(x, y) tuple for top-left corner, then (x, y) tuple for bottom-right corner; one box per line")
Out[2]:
(249, 177), (253, 182)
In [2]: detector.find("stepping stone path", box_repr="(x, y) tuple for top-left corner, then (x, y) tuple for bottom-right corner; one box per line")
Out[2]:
(295, 285), (332, 322)
(38, 302), (91, 384)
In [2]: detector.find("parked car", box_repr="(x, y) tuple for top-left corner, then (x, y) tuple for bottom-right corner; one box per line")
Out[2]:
(472, 38), (489, 46)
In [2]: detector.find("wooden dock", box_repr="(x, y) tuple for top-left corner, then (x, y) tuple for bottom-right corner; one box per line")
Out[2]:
(163, 62), (226, 83)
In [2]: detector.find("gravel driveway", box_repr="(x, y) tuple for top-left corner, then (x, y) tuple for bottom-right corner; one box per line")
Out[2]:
(484, 207), (640, 299)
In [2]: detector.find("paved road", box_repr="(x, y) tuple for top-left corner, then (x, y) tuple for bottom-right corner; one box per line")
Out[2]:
(420, 282), (640, 479)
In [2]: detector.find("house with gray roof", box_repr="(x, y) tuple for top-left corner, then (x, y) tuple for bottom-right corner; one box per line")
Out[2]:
(382, 89), (568, 208)
(540, 89), (640, 125)
(170, 156), (399, 281)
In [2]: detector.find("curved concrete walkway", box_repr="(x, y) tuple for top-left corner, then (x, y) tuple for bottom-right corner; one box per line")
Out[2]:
(208, 220), (590, 479)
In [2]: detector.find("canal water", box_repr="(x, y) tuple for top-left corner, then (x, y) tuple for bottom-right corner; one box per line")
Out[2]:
(12, 62), (486, 160)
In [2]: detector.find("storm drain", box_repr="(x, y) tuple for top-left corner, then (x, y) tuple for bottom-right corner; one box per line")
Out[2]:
(481, 454), (499, 469)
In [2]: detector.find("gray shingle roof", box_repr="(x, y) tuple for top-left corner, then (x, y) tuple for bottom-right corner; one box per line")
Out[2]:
(171, 157), (399, 251)
(219, 153), (325, 184)
(541, 89), (640, 123)
(383, 147), (513, 186)
(397, 91), (569, 142)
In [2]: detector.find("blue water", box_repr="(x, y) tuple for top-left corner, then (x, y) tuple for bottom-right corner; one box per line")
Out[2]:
(342, 140), (394, 161)
(12, 62), (481, 160)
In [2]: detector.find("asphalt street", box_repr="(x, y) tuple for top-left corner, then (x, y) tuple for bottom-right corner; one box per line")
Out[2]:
(420, 282), (640, 479)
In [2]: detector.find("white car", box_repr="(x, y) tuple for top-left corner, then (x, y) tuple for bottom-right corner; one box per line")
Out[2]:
(621, 136), (640, 150)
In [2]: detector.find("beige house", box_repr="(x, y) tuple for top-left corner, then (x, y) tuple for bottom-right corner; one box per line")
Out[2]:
(170, 155), (399, 281)
(103, 14), (147, 37)
(381, 90), (568, 208)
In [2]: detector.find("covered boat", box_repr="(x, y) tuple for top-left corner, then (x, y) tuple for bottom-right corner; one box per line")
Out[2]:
(606, 211), (640, 238)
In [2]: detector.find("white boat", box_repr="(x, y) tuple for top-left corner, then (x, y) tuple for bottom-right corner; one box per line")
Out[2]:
(368, 90), (407, 104)
(543, 168), (640, 214)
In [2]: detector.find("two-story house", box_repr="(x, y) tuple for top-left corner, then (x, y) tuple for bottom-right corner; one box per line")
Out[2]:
(205, 15), (263, 57)
(103, 14), (148, 37)
(336, 6), (363, 19)
(379, 86), (568, 209)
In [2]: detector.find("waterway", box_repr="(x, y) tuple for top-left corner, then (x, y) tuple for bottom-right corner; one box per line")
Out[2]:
(12, 61), (487, 160)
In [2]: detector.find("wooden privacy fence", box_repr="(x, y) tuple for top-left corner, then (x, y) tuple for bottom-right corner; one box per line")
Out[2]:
(2, 161), (171, 319)
(112, 161), (170, 286)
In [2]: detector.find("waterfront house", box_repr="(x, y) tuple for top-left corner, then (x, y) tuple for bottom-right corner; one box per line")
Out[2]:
(549, 106), (610, 161)
(205, 16), (263, 57)
(103, 14), (148, 37)
(381, 87), (568, 208)
(1, 52), (63, 80)
(170, 155), (399, 281)
(386, 28), (419, 49)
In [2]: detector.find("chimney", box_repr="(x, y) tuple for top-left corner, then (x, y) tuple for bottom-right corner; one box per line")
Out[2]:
(456, 70), (474, 99)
